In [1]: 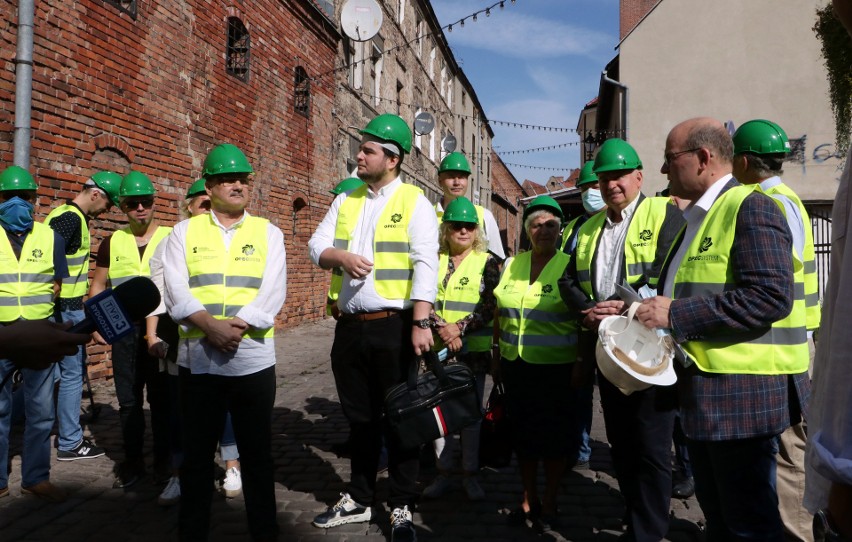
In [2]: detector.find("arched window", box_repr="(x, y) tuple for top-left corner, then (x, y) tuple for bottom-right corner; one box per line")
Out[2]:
(294, 67), (310, 118)
(226, 17), (250, 82)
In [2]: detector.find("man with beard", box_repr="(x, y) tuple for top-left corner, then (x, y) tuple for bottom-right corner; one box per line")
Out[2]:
(89, 170), (172, 489)
(163, 144), (286, 541)
(46, 171), (121, 462)
(309, 114), (438, 542)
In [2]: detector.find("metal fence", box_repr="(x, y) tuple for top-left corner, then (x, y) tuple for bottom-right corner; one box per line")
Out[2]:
(806, 203), (833, 301)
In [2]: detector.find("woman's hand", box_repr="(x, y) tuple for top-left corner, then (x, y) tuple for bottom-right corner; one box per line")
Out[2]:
(437, 322), (461, 343)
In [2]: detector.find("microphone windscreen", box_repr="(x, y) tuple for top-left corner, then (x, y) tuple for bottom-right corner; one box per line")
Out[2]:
(112, 276), (161, 320)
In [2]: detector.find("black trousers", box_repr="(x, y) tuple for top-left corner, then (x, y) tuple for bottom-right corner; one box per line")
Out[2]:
(178, 366), (278, 542)
(112, 324), (169, 467)
(330, 312), (420, 509)
(599, 375), (676, 542)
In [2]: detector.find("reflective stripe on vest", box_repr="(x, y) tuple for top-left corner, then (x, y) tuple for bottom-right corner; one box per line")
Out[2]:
(435, 251), (491, 352)
(574, 196), (670, 299)
(0, 222), (56, 322)
(46, 204), (90, 299)
(761, 183), (821, 331)
(493, 251), (577, 364)
(179, 214), (272, 339)
(672, 185), (808, 374)
(107, 226), (172, 286)
(336, 183), (423, 300)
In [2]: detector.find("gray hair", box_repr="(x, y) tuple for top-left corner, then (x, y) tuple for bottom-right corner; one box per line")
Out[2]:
(523, 209), (560, 237)
(742, 153), (784, 178)
(685, 123), (734, 164)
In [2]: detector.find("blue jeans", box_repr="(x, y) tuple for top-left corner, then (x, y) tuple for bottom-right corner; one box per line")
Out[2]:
(220, 411), (240, 462)
(687, 435), (782, 542)
(574, 383), (593, 463)
(0, 358), (56, 488)
(55, 308), (86, 451)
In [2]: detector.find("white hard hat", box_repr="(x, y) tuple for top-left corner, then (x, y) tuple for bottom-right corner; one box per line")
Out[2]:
(595, 302), (677, 395)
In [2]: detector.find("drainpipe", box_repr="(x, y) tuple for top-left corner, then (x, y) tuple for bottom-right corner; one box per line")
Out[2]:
(602, 70), (629, 141)
(13, 0), (36, 167)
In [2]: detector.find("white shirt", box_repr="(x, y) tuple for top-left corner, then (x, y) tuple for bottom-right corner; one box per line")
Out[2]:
(760, 176), (805, 260)
(308, 177), (439, 313)
(594, 195), (640, 300)
(163, 211), (287, 376)
(804, 154), (852, 512)
(662, 174), (732, 298)
(435, 200), (506, 259)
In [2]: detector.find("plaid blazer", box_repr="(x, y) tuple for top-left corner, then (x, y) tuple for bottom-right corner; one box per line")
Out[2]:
(663, 180), (810, 441)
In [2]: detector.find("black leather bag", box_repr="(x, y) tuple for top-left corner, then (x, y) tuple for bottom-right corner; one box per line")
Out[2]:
(478, 383), (513, 469)
(384, 351), (482, 450)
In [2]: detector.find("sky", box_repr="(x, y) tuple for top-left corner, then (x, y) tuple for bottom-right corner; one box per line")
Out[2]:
(430, 0), (620, 185)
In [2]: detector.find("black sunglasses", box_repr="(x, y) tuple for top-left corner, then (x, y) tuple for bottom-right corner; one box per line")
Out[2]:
(123, 198), (154, 209)
(449, 222), (477, 231)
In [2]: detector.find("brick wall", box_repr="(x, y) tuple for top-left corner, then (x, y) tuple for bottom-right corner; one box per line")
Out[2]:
(620, 0), (660, 40)
(489, 151), (525, 257)
(0, 0), (338, 380)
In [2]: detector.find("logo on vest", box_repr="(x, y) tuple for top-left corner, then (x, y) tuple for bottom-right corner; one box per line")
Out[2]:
(234, 244), (260, 262)
(391, 213), (402, 224)
(459, 277), (469, 286)
(242, 244), (255, 256)
(542, 284), (553, 294)
(687, 237), (719, 262)
(632, 229), (653, 248)
(699, 237), (713, 253)
(31, 248), (43, 259)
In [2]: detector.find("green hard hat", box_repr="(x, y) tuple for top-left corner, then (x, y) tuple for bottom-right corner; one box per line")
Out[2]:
(360, 114), (412, 154)
(593, 138), (643, 173)
(442, 196), (478, 224)
(187, 178), (207, 198)
(439, 152), (472, 175)
(202, 144), (254, 177)
(119, 170), (156, 198)
(330, 177), (365, 195)
(576, 160), (599, 187)
(0, 165), (37, 192)
(733, 119), (791, 155)
(90, 171), (122, 205)
(523, 195), (563, 222)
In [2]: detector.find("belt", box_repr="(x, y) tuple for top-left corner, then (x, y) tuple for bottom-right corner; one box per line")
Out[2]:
(339, 310), (401, 322)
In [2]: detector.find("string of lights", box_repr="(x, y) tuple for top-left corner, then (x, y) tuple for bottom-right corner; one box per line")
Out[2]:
(502, 162), (577, 172)
(499, 141), (579, 154)
(308, 0), (517, 84)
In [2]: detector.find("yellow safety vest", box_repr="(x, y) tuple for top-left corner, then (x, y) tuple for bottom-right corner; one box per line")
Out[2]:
(179, 214), (273, 339)
(671, 185), (808, 374)
(560, 215), (583, 252)
(46, 204), (90, 299)
(0, 222), (56, 322)
(335, 183), (423, 300)
(494, 251), (577, 364)
(574, 196), (670, 297)
(761, 183), (821, 331)
(434, 251), (492, 352)
(108, 225), (171, 287)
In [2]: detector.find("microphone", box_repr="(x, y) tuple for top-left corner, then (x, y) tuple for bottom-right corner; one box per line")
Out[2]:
(69, 276), (161, 344)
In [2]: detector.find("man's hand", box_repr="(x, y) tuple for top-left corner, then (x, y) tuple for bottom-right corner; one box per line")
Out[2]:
(339, 252), (374, 279)
(2, 320), (90, 369)
(635, 296), (673, 330)
(91, 330), (108, 346)
(437, 322), (461, 344)
(446, 337), (463, 353)
(581, 300), (625, 331)
(411, 326), (434, 356)
(202, 318), (247, 353)
(147, 337), (168, 359)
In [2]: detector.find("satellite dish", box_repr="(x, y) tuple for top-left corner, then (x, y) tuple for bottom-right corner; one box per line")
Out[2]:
(341, 0), (383, 42)
(414, 112), (435, 136)
(442, 134), (457, 152)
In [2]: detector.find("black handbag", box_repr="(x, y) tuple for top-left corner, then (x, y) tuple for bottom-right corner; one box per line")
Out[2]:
(384, 351), (482, 450)
(478, 383), (513, 469)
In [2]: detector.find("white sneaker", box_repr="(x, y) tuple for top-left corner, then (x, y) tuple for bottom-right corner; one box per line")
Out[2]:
(390, 506), (417, 542)
(158, 476), (181, 506)
(462, 476), (484, 501)
(422, 474), (451, 499)
(222, 467), (242, 498)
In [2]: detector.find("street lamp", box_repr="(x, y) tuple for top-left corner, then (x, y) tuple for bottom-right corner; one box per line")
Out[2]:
(583, 131), (597, 161)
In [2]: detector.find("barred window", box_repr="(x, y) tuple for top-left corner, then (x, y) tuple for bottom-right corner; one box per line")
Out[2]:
(294, 67), (310, 118)
(104, 0), (137, 19)
(226, 17), (250, 82)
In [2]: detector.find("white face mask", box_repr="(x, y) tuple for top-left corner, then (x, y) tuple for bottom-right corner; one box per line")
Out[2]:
(582, 188), (605, 213)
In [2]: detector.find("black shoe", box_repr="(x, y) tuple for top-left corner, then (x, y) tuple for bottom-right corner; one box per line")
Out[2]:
(672, 476), (695, 498)
(113, 460), (145, 489)
(390, 506), (416, 542)
(57, 438), (105, 461)
(572, 459), (590, 471)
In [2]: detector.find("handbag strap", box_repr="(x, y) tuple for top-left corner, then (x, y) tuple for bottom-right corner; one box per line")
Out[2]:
(407, 350), (450, 390)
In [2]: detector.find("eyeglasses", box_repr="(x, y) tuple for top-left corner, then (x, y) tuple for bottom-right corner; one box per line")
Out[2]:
(123, 198), (154, 209)
(449, 222), (477, 231)
(211, 175), (251, 186)
(663, 148), (700, 166)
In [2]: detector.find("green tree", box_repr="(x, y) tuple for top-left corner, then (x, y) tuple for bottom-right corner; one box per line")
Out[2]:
(815, 5), (852, 154)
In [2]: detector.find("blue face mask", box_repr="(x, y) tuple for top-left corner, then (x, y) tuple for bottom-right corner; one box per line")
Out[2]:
(0, 196), (35, 233)
(582, 188), (605, 213)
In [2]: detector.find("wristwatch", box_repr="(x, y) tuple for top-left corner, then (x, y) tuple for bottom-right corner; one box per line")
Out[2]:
(413, 318), (431, 329)
(814, 510), (851, 542)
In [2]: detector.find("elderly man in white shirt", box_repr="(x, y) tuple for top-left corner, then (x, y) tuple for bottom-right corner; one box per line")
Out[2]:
(309, 114), (438, 542)
(163, 144), (286, 542)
